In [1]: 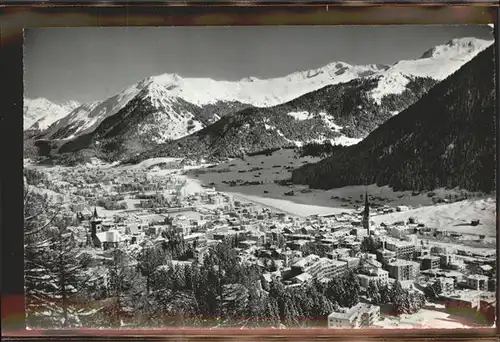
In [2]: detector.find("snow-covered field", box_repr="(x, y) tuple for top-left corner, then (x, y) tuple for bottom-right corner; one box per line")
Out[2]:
(176, 175), (207, 196)
(187, 150), (489, 216)
(220, 188), (350, 218)
(125, 157), (183, 170)
(372, 197), (496, 237)
(376, 304), (492, 329)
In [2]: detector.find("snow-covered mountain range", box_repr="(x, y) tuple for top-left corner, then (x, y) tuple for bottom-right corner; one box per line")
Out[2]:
(29, 37), (493, 162)
(38, 63), (388, 141)
(292, 44), (496, 193)
(367, 37), (493, 104)
(24, 98), (80, 131)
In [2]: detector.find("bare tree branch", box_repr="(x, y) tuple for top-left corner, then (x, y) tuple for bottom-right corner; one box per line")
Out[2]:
(25, 207), (61, 237)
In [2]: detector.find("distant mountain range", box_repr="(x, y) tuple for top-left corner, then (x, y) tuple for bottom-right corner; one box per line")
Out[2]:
(33, 62), (387, 141)
(130, 75), (437, 162)
(27, 37), (493, 164)
(291, 45), (496, 193)
(24, 98), (80, 131)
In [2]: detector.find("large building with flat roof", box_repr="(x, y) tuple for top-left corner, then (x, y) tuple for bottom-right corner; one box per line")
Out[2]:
(466, 274), (489, 291)
(357, 269), (389, 288)
(328, 303), (380, 328)
(384, 238), (416, 260)
(441, 291), (481, 310)
(387, 259), (420, 281)
(420, 255), (441, 270)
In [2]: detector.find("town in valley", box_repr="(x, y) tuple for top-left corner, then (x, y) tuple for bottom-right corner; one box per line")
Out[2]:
(23, 25), (496, 329)
(24, 155), (496, 329)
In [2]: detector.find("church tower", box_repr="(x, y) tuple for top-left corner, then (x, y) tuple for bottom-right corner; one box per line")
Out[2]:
(88, 207), (102, 247)
(362, 191), (370, 235)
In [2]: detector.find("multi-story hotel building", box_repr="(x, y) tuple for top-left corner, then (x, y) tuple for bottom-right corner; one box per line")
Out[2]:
(387, 259), (420, 281)
(328, 303), (380, 328)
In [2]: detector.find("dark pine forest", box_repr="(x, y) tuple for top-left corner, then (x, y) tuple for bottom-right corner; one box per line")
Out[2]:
(291, 46), (496, 193)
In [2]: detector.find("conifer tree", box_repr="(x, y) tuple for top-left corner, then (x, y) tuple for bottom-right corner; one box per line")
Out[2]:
(49, 221), (93, 327)
(378, 281), (392, 303)
(137, 245), (167, 294)
(263, 296), (280, 327)
(343, 271), (361, 307)
(24, 182), (93, 328)
(105, 246), (138, 327)
(391, 280), (404, 302)
(367, 281), (382, 304)
(424, 281), (437, 300)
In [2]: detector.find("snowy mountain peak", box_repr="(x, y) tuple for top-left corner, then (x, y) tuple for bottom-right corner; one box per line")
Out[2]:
(324, 61), (353, 70)
(28, 97), (54, 106)
(372, 37), (494, 90)
(62, 100), (81, 109)
(147, 73), (184, 88)
(419, 37), (493, 59)
(139, 80), (179, 108)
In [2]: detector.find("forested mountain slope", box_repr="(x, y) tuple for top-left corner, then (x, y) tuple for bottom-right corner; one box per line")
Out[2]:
(291, 46), (496, 193)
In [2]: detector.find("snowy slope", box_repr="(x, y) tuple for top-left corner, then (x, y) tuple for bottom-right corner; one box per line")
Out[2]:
(369, 37), (493, 104)
(41, 80), (149, 140)
(24, 98), (80, 131)
(133, 82), (205, 143)
(371, 197), (496, 237)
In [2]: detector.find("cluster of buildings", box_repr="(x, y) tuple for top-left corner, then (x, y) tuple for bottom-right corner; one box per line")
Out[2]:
(35, 164), (496, 329)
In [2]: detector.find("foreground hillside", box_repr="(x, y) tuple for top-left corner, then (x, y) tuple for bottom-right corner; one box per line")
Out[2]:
(291, 45), (496, 193)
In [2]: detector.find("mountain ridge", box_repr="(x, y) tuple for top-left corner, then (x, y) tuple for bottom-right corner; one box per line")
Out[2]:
(36, 37), (492, 140)
(29, 37), (494, 165)
(123, 74), (438, 163)
(291, 45), (496, 193)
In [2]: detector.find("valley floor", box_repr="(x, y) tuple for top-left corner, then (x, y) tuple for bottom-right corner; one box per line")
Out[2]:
(184, 150), (495, 242)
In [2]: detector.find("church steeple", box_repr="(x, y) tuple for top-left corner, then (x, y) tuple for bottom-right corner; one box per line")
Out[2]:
(89, 207), (102, 248)
(363, 191), (370, 235)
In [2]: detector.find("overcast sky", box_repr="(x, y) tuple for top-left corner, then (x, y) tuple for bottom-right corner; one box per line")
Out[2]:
(24, 25), (494, 104)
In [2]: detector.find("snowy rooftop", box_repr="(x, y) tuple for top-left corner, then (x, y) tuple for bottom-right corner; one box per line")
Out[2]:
(467, 274), (489, 280)
(292, 254), (320, 268)
(293, 273), (313, 283)
(441, 290), (482, 302)
(387, 259), (420, 267)
(328, 303), (380, 319)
